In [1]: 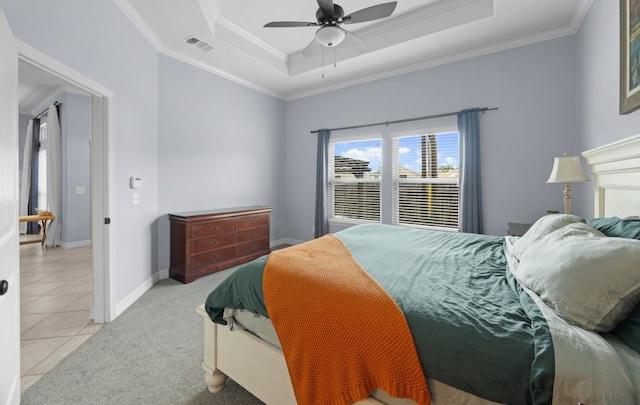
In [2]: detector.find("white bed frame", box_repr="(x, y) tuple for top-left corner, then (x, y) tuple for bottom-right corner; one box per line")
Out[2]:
(196, 134), (640, 405)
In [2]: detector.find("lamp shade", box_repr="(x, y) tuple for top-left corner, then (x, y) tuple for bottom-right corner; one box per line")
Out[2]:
(315, 26), (346, 48)
(546, 155), (589, 183)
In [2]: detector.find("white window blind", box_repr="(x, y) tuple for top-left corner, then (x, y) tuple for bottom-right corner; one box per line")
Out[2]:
(392, 132), (459, 229)
(329, 138), (381, 222)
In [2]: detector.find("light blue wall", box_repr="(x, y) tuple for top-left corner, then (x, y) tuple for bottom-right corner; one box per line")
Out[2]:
(574, 0), (640, 217)
(156, 55), (286, 271)
(59, 93), (91, 245)
(1, 0), (160, 303)
(4, 0), (622, 307)
(284, 36), (579, 239)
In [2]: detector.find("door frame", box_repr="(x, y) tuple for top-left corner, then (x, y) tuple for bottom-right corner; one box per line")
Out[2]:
(18, 40), (116, 322)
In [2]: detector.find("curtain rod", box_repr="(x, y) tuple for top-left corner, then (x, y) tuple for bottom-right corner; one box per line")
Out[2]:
(310, 107), (498, 134)
(34, 101), (61, 120)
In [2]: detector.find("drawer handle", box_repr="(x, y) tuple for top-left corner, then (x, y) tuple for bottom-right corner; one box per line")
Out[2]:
(209, 226), (218, 232)
(209, 240), (218, 246)
(249, 232), (256, 238)
(209, 254), (219, 260)
(249, 220), (256, 226)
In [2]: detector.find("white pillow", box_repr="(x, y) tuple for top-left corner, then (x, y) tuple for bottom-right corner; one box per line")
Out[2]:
(510, 214), (585, 260)
(512, 222), (640, 332)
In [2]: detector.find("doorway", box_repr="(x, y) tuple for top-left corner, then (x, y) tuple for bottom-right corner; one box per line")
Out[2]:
(17, 41), (114, 388)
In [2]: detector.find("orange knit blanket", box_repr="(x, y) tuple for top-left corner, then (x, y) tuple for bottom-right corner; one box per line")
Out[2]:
(263, 234), (430, 405)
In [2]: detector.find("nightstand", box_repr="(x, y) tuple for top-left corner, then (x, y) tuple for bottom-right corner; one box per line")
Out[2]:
(507, 222), (532, 237)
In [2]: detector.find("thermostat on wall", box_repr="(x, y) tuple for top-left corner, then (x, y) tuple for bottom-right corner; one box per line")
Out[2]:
(130, 177), (143, 189)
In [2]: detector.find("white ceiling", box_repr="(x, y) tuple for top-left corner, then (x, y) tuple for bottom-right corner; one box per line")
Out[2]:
(19, 0), (593, 113)
(116, 0), (592, 100)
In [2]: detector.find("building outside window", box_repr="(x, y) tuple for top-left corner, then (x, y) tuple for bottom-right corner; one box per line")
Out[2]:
(392, 132), (459, 229)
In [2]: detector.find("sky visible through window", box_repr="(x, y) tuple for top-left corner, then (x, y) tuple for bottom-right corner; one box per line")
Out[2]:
(334, 132), (459, 173)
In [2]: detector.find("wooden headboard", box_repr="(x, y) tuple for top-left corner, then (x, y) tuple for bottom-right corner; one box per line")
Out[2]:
(582, 134), (640, 218)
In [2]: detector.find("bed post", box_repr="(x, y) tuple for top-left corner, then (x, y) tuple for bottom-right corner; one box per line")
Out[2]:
(196, 305), (227, 393)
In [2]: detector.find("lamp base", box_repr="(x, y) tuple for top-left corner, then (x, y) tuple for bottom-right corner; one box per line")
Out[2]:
(563, 182), (572, 215)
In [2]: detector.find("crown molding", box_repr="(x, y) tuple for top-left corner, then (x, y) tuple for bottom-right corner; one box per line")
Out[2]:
(159, 46), (286, 100)
(570, 0), (595, 33)
(216, 17), (287, 62)
(112, 0), (164, 51)
(285, 25), (578, 101)
(108, 0), (594, 101)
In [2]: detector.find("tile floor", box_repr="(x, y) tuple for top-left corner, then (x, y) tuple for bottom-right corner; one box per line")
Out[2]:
(19, 239), (102, 392)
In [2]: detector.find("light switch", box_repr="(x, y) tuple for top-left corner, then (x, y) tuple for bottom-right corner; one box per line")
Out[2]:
(75, 186), (85, 194)
(132, 192), (140, 205)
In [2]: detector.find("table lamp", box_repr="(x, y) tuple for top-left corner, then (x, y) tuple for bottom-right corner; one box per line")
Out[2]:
(546, 153), (589, 214)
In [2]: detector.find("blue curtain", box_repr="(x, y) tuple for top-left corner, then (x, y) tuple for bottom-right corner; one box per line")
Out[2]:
(314, 129), (330, 238)
(458, 110), (483, 234)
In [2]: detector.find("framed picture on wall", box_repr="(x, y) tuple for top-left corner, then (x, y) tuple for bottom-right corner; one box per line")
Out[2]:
(621, 0), (640, 114)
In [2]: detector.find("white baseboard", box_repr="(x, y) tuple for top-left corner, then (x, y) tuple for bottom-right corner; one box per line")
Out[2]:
(61, 240), (92, 249)
(114, 270), (164, 318)
(158, 268), (169, 280)
(113, 242), (302, 318)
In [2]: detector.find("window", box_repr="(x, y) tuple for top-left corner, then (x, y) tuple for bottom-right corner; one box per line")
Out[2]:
(327, 124), (460, 231)
(329, 137), (381, 222)
(37, 121), (48, 211)
(393, 132), (459, 230)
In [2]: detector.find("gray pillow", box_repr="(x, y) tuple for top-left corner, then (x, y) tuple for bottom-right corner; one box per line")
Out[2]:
(510, 214), (585, 260)
(512, 222), (640, 332)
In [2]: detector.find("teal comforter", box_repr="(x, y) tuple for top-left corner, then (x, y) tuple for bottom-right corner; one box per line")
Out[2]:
(205, 223), (555, 405)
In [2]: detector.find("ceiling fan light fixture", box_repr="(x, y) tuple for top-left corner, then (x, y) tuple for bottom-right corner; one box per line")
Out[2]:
(315, 26), (346, 48)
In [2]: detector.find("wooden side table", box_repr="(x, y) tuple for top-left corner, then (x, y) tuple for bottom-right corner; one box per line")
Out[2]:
(19, 213), (55, 246)
(507, 222), (532, 237)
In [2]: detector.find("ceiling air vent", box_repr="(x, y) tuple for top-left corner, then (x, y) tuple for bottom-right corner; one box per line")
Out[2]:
(183, 36), (214, 53)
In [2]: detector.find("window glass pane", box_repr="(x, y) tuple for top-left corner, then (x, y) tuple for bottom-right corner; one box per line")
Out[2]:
(330, 138), (381, 222)
(396, 132), (458, 178)
(38, 122), (48, 211)
(38, 150), (47, 211)
(393, 132), (459, 229)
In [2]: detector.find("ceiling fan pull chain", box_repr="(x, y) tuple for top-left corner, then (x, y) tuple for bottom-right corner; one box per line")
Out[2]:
(322, 46), (325, 78)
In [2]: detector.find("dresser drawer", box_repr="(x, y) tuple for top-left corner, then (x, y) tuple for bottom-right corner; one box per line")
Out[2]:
(191, 220), (234, 239)
(190, 246), (235, 268)
(236, 238), (269, 257)
(191, 233), (235, 255)
(236, 226), (269, 243)
(236, 214), (269, 231)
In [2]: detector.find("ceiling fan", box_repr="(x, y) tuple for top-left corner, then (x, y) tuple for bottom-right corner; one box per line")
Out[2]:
(264, 0), (398, 57)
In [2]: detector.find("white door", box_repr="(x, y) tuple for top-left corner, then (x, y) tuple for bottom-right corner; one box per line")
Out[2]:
(0, 5), (20, 405)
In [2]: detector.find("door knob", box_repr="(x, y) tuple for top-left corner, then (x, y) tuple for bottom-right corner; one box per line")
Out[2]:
(0, 280), (8, 296)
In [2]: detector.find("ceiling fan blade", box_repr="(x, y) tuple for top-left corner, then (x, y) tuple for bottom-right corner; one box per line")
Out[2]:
(343, 30), (370, 53)
(316, 0), (335, 18)
(302, 37), (323, 57)
(264, 21), (318, 28)
(344, 1), (397, 24)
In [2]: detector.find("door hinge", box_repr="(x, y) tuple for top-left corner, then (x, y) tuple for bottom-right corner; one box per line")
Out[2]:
(104, 217), (111, 225)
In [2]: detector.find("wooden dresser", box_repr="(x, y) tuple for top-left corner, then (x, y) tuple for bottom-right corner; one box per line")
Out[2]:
(168, 206), (271, 283)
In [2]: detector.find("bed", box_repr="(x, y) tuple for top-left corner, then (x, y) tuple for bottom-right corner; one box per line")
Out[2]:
(196, 134), (640, 405)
